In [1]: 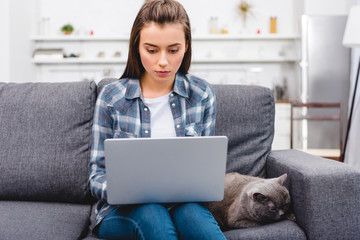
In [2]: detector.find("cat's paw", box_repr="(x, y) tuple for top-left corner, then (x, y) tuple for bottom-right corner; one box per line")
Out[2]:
(231, 219), (262, 229)
(286, 213), (296, 222)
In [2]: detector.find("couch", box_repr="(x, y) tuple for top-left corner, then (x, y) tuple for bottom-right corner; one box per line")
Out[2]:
(0, 78), (359, 240)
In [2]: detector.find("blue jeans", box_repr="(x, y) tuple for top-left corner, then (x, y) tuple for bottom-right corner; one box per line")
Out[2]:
(97, 203), (226, 240)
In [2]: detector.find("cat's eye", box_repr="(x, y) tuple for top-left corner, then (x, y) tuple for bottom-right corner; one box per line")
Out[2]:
(259, 195), (267, 201)
(270, 206), (277, 212)
(253, 193), (268, 202)
(283, 203), (290, 211)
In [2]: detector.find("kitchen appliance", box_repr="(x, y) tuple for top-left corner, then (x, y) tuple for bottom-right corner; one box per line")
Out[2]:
(298, 15), (351, 150)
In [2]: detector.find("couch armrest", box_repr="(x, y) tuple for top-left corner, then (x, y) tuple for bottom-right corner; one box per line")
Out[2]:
(266, 149), (360, 240)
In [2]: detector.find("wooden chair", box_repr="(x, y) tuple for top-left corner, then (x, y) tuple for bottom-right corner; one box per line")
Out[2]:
(290, 102), (343, 161)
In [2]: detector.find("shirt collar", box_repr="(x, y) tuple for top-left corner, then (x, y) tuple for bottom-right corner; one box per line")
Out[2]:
(124, 78), (142, 100)
(173, 73), (189, 98)
(124, 73), (189, 100)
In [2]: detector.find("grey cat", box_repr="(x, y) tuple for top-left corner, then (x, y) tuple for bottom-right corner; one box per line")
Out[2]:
(207, 172), (295, 230)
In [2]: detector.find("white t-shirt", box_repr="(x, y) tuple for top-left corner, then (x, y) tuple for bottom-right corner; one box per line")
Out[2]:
(143, 92), (176, 138)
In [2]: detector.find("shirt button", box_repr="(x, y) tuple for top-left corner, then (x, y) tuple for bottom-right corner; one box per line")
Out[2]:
(145, 130), (149, 134)
(176, 124), (180, 128)
(144, 107), (148, 111)
(172, 103), (176, 108)
(170, 93), (174, 97)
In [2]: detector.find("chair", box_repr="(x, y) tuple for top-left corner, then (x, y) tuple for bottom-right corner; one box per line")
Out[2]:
(290, 102), (343, 161)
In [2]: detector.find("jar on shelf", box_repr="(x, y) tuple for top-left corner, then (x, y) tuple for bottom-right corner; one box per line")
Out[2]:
(209, 17), (219, 34)
(270, 17), (277, 34)
(39, 17), (51, 36)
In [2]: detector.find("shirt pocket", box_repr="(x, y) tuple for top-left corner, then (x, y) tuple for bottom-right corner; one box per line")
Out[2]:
(185, 122), (204, 136)
(113, 130), (137, 139)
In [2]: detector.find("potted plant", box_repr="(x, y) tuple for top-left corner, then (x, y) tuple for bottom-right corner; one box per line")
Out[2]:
(238, 0), (253, 27)
(61, 24), (74, 35)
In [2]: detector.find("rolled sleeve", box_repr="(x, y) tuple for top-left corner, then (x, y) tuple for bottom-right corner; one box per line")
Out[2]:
(202, 84), (216, 136)
(89, 89), (113, 202)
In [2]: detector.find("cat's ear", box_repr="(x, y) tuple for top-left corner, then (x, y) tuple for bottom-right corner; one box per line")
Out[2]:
(277, 174), (287, 185)
(253, 193), (268, 203)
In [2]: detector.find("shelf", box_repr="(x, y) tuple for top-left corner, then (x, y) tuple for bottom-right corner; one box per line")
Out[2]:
(30, 34), (300, 42)
(31, 34), (300, 65)
(292, 115), (341, 121)
(32, 57), (299, 65)
(30, 35), (130, 41)
(32, 58), (127, 64)
(192, 34), (300, 41)
(192, 57), (299, 63)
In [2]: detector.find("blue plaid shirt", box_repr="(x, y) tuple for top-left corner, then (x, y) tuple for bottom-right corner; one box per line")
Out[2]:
(89, 73), (216, 230)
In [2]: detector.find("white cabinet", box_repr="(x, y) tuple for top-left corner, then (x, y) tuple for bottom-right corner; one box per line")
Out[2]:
(31, 36), (128, 83)
(273, 102), (291, 150)
(189, 35), (300, 98)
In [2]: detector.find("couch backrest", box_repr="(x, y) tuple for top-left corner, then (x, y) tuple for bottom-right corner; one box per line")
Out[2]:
(97, 79), (275, 178)
(213, 84), (274, 177)
(0, 81), (96, 203)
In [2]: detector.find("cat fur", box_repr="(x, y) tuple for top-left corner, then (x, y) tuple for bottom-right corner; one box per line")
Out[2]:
(207, 172), (295, 230)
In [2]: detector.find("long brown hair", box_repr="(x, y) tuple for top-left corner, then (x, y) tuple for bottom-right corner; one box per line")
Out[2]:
(120, 0), (192, 79)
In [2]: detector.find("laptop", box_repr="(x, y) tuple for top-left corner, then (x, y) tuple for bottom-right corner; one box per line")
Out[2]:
(104, 136), (228, 205)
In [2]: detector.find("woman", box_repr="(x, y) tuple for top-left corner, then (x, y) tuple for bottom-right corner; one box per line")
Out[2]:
(89, 0), (225, 239)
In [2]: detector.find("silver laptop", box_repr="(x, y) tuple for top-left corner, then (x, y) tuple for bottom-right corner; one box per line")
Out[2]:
(104, 136), (228, 205)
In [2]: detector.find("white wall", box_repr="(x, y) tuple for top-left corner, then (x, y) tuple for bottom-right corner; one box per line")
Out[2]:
(4, 0), (356, 83)
(37, 0), (143, 36)
(8, 0), (37, 83)
(13, 0), (299, 84)
(304, 0), (354, 15)
(36, 0), (296, 36)
(32, 0), (355, 38)
(181, 0), (296, 35)
(0, 0), (10, 82)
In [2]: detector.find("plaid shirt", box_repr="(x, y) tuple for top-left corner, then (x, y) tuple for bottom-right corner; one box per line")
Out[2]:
(89, 73), (216, 230)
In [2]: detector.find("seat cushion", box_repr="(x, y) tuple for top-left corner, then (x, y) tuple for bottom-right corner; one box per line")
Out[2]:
(82, 210), (306, 240)
(82, 217), (306, 240)
(224, 220), (306, 240)
(0, 81), (96, 203)
(0, 201), (92, 240)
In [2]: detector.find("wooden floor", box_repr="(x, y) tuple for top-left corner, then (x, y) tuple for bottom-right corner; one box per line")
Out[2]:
(296, 148), (341, 161)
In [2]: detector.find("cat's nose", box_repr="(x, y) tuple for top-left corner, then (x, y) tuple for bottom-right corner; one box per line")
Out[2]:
(278, 210), (284, 216)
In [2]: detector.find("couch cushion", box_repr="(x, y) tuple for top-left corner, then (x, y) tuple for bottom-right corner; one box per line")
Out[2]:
(0, 82), (96, 203)
(82, 204), (98, 239)
(0, 201), (91, 240)
(213, 85), (274, 177)
(96, 77), (119, 95)
(224, 220), (306, 240)
(83, 214), (306, 240)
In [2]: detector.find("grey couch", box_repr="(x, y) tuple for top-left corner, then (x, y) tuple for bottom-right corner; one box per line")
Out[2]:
(0, 79), (359, 240)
